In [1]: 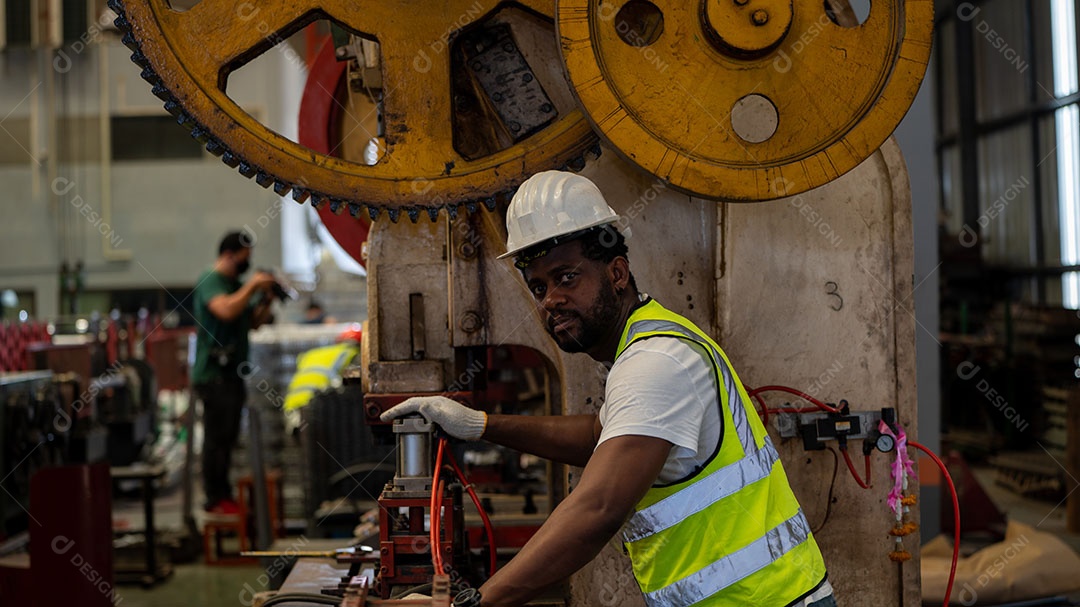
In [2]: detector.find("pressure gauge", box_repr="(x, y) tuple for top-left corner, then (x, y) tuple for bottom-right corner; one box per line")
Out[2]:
(875, 433), (896, 453)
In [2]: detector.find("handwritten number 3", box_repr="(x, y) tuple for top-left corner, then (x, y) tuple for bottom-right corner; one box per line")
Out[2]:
(825, 281), (843, 311)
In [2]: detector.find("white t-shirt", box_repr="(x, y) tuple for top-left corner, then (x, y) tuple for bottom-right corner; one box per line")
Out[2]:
(597, 336), (722, 484)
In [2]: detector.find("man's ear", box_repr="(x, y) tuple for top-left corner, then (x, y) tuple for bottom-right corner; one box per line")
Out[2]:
(609, 257), (631, 291)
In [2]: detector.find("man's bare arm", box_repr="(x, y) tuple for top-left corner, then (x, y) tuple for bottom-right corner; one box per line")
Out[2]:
(477, 434), (671, 607)
(482, 414), (601, 467)
(206, 272), (275, 322)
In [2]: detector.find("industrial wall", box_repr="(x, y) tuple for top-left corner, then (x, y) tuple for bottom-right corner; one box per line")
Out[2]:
(0, 39), (295, 318)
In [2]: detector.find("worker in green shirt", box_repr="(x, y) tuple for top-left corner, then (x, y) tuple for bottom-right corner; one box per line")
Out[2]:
(191, 231), (276, 514)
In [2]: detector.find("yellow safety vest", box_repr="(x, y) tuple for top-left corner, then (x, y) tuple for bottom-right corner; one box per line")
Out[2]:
(283, 342), (359, 411)
(617, 300), (828, 607)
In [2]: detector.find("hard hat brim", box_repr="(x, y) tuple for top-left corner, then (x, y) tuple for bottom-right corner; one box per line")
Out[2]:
(497, 216), (622, 261)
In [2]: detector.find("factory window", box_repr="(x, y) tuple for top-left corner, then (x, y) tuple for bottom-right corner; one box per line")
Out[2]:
(1049, 0), (1080, 307)
(110, 115), (204, 161)
(61, 0), (88, 43)
(1, 0), (92, 48)
(936, 0), (1080, 310)
(3, 0), (33, 47)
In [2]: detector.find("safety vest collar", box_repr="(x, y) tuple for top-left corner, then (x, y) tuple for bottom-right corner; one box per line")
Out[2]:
(619, 309), (756, 458)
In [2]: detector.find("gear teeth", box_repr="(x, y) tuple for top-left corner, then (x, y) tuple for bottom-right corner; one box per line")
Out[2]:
(112, 0), (579, 226)
(151, 83), (171, 101)
(133, 53), (152, 70)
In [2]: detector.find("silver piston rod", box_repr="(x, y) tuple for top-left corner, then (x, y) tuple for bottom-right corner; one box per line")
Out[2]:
(391, 415), (435, 495)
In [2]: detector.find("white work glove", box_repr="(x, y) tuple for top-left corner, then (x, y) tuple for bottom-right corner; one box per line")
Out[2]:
(380, 396), (487, 441)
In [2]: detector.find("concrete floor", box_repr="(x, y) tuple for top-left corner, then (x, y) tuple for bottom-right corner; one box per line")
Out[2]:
(110, 464), (1080, 606)
(112, 561), (265, 607)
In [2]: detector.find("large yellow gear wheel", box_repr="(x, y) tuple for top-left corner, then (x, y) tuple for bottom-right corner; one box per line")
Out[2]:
(108, 0), (598, 221)
(557, 0), (933, 201)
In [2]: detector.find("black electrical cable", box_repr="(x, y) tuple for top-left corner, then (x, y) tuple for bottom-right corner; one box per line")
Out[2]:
(259, 593), (341, 606)
(390, 583), (433, 599)
(389, 581), (469, 600)
(812, 447), (839, 535)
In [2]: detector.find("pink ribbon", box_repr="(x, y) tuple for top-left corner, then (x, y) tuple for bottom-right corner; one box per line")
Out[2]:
(879, 420), (915, 514)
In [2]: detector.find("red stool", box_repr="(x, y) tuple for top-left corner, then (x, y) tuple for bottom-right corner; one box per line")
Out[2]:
(202, 512), (251, 565)
(237, 470), (285, 540)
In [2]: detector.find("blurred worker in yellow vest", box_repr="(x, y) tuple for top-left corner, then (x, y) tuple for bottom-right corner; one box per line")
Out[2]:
(283, 324), (363, 433)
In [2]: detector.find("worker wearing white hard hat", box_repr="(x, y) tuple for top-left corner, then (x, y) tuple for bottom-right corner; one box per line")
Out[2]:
(383, 171), (834, 607)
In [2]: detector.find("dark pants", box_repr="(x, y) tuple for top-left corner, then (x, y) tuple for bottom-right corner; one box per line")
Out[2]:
(808, 596), (837, 607)
(195, 380), (245, 508)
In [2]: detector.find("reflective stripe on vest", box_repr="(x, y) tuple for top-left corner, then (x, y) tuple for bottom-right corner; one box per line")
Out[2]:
(616, 301), (826, 606)
(622, 436), (780, 543)
(642, 511), (812, 607)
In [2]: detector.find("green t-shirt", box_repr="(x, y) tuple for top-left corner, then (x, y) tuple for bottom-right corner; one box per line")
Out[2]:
(191, 269), (255, 384)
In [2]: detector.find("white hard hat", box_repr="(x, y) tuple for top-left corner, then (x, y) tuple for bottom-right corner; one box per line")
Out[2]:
(498, 171), (622, 260)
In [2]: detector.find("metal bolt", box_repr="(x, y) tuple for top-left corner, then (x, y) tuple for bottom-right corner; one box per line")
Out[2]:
(458, 241), (477, 260)
(734, 0), (749, 5)
(365, 402), (381, 420)
(752, 9), (769, 25)
(460, 311), (484, 333)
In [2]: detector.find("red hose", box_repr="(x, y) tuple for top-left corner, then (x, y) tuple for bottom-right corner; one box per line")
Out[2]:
(747, 385), (839, 413)
(840, 447), (872, 489)
(445, 449), (499, 576)
(763, 407), (821, 414)
(430, 439), (448, 573)
(909, 441), (960, 607)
